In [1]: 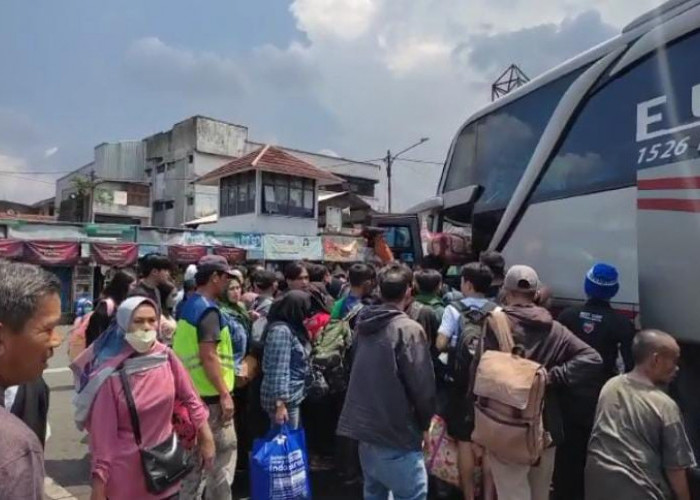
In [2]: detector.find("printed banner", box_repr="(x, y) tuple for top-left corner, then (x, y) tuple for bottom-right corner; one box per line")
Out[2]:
(0, 239), (24, 260)
(24, 241), (80, 266)
(168, 245), (208, 265)
(91, 243), (139, 267)
(211, 232), (263, 260)
(263, 235), (323, 261)
(213, 246), (247, 264)
(323, 236), (366, 262)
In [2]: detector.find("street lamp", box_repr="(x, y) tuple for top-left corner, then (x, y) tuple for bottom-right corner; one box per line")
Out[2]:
(385, 137), (429, 213)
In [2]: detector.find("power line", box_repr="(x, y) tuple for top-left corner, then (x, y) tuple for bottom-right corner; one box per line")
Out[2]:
(395, 157), (444, 166)
(0, 169), (72, 175)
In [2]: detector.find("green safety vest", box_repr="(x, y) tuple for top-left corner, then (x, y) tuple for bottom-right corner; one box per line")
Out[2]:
(173, 293), (235, 396)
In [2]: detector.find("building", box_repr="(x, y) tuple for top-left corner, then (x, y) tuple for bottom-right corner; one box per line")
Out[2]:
(197, 145), (343, 236)
(56, 116), (385, 228)
(55, 141), (151, 225)
(144, 116), (384, 227)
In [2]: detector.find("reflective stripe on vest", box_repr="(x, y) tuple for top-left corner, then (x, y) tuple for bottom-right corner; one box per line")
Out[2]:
(173, 307), (235, 397)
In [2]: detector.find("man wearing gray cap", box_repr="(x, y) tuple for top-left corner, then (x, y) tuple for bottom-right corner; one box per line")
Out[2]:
(469, 265), (603, 500)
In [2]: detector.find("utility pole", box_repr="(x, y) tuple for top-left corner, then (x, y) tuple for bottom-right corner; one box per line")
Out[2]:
(385, 149), (393, 214)
(385, 138), (429, 213)
(88, 170), (97, 223)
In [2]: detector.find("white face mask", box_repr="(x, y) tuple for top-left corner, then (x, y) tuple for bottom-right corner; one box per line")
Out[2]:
(125, 329), (158, 353)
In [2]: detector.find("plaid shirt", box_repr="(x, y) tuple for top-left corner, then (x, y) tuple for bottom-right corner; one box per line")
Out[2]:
(260, 323), (310, 414)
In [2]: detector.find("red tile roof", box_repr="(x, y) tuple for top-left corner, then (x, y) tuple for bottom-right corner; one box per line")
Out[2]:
(197, 145), (344, 186)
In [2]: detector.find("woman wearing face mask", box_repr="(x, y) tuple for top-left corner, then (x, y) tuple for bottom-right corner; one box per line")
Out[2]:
(261, 290), (313, 429)
(85, 297), (215, 500)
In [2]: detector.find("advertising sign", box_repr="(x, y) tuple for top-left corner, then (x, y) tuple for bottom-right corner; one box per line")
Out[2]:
(24, 241), (80, 266)
(91, 243), (139, 267)
(0, 239), (24, 260)
(211, 232), (263, 260)
(168, 245), (208, 265)
(263, 235), (323, 261)
(213, 246), (247, 264)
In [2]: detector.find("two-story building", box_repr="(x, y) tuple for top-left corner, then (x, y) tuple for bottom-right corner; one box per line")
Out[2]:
(144, 116), (385, 227)
(196, 145), (343, 236)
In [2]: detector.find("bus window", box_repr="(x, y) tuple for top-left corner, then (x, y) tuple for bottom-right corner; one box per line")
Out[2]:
(442, 69), (584, 210)
(532, 29), (700, 202)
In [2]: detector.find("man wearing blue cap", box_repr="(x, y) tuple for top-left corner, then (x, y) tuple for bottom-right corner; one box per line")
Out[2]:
(553, 262), (636, 500)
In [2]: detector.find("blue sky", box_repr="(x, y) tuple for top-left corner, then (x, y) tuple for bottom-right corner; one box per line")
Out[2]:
(0, 0), (662, 208)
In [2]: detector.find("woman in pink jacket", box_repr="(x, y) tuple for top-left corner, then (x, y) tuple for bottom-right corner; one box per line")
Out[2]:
(86, 296), (214, 500)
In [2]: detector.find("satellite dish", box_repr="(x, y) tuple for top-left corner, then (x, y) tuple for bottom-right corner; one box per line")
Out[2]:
(7, 209), (16, 216)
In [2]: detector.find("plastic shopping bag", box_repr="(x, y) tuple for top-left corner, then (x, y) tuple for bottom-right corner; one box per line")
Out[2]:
(251, 424), (312, 500)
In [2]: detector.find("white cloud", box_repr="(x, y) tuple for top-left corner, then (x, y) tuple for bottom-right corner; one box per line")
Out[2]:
(44, 146), (59, 158)
(290, 0), (377, 41)
(125, 37), (246, 96)
(123, 0), (666, 210)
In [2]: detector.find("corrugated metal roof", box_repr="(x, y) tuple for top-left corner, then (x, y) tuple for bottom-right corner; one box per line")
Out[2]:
(196, 145), (344, 186)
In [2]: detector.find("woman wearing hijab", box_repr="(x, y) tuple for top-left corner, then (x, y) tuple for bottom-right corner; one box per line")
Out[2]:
(260, 290), (313, 429)
(81, 297), (215, 500)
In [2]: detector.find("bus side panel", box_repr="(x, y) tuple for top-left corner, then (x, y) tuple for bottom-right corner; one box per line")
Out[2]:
(500, 187), (639, 305)
(637, 160), (700, 343)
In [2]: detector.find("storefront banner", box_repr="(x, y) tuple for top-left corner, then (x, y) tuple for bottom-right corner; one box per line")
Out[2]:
(24, 241), (80, 266)
(213, 246), (247, 264)
(91, 243), (139, 267)
(210, 232), (263, 260)
(0, 239), (24, 260)
(263, 235), (323, 261)
(323, 236), (366, 262)
(168, 245), (208, 265)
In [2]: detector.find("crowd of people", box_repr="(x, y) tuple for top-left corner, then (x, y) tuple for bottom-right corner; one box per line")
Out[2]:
(0, 249), (696, 500)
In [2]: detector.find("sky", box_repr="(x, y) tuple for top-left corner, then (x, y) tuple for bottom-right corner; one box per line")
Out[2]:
(0, 0), (665, 210)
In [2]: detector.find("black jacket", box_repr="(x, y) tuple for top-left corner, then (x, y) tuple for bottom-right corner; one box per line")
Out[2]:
(337, 304), (436, 451)
(558, 299), (635, 379)
(470, 304), (603, 444)
(10, 378), (50, 447)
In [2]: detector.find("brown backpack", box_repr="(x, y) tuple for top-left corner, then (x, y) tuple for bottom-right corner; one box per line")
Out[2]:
(471, 309), (550, 465)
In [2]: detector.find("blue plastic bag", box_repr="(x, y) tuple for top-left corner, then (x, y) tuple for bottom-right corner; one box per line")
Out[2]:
(251, 424), (312, 499)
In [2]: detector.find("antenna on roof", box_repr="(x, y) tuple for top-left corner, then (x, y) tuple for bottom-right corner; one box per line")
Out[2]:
(491, 64), (530, 101)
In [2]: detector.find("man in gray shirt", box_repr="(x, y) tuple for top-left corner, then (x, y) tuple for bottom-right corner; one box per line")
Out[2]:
(0, 263), (63, 500)
(586, 329), (695, 500)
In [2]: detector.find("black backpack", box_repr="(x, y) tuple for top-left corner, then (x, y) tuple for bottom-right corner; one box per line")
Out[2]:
(447, 301), (497, 387)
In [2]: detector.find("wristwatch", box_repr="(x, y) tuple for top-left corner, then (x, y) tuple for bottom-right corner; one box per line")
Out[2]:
(275, 400), (285, 409)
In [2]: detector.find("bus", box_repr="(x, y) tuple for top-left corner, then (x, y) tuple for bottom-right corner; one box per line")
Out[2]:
(411, 0), (700, 457)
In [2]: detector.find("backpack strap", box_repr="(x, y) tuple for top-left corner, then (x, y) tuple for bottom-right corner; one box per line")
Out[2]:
(485, 308), (514, 354)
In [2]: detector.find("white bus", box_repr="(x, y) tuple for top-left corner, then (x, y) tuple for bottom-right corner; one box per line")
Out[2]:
(406, 0), (700, 461)
(415, 0), (700, 341)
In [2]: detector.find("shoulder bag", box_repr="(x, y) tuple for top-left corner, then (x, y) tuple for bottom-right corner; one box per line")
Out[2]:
(119, 368), (194, 494)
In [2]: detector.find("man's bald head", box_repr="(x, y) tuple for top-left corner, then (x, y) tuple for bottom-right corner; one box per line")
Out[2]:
(632, 329), (681, 385)
(632, 330), (677, 364)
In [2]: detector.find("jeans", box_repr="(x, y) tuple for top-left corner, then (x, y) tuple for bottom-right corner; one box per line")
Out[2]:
(488, 447), (556, 500)
(358, 442), (428, 500)
(180, 403), (238, 500)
